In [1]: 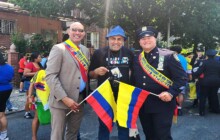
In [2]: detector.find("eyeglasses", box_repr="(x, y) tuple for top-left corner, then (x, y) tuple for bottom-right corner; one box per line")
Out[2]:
(71, 28), (84, 33)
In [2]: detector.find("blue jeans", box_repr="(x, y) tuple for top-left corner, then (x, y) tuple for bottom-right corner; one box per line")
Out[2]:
(6, 99), (12, 110)
(98, 118), (129, 140)
(24, 81), (30, 91)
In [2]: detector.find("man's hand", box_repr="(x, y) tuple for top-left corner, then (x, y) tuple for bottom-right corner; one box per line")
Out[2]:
(94, 67), (109, 76)
(62, 97), (79, 112)
(158, 91), (173, 102)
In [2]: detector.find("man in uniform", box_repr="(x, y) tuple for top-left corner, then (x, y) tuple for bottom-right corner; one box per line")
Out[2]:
(190, 46), (206, 107)
(133, 26), (187, 140)
(193, 49), (220, 116)
(89, 25), (133, 140)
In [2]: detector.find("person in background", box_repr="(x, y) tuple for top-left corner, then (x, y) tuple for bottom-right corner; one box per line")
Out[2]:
(0, 52), (14, 140)
(193, 49), (220, 116)
(170, 46), (187, 116)
(18, 53), (28, 93)
(46, 22), (90, 140)
(185, 51), (193, 81)
(89, 25), (134, 140)
(28, 66), (48, 140)
(6, 99), (18, 112)
(40, 52), (49, 69)
(133, 26), (187, 140)
(23, 52), (42, 119)
(190, 46), (205, 107)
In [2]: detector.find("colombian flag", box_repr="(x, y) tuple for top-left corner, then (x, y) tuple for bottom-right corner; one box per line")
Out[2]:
(86, 79), (117, 132)
(117, 82), (150, 128)
(31, 70), (50, 110)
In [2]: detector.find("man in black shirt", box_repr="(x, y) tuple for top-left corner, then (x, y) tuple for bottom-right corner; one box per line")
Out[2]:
(89, 25), (133, 140)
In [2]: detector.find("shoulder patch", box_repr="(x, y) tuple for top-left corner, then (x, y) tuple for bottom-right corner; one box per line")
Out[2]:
(173, 54), (180, 62)
(158, 48), (173, 56)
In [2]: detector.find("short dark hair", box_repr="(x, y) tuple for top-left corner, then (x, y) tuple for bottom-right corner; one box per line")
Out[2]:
(0, 52), (6, 65)
(62, 34), (69, 42)
(170, 46), (182, 54)
(30, 52), (40, 62)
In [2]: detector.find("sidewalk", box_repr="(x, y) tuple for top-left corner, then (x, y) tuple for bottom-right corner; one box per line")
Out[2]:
(5, 79), (98, 115)
(6, 85), (220, 114)
(5, 89), (26, 115)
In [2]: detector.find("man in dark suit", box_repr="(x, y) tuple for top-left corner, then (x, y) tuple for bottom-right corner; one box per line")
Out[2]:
(133, 26), (187, 140)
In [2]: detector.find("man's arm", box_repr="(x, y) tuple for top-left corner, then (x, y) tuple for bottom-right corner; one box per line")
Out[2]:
(167, 54), (187, 97)
(89, 67), (109, 79)
(88, 49), (109, 79)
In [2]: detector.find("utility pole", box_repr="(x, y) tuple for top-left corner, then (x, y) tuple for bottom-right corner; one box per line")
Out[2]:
(167, 18), (170, 48)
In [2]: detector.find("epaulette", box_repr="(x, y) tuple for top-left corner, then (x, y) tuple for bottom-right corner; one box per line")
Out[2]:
(158, 48), (174, 56)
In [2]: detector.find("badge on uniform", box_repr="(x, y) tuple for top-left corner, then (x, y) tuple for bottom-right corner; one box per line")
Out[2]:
(157, 56), (164, 71)
(111, 67), (122, 78)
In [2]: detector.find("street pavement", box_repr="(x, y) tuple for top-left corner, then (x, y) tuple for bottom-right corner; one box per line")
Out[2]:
(6, 88), (220, 140)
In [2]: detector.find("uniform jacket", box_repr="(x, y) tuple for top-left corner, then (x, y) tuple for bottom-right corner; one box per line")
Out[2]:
(193, 58), (220, 87)
(45, 43), (90, 109)
(133, 47), (187, 113)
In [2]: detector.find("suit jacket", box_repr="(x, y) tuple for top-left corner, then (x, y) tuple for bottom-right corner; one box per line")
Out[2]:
(45, 43), (90, 109)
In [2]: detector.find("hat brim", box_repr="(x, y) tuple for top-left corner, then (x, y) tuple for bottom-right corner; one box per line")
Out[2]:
(106, 34), (127, 40)
(138, 31), (155, 39)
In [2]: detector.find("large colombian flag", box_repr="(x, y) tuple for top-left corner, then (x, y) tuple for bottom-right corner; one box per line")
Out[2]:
(86, 79), (117, 132)
(117, 82), (150, 128)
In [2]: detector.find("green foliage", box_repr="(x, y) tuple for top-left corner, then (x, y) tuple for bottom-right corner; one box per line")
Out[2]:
(27, 34), (53, 53)
(10, 33), (53, 53)
(79, 0), (220, 49)
(10, 32), (27, 53)
(9, 0), (220, 49)
(9, 0), (80, 18)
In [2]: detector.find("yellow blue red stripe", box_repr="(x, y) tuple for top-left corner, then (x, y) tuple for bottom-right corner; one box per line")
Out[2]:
(117, 82), (150, 128)
(86, 80), (116, 132)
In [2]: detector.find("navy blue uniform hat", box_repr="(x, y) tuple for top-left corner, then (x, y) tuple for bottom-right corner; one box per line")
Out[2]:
(136, 26), (158, 40)
(106, 25), (127, 40)
(170, 46), (182, 54)
(206, 49), (217, 56)
(196, 46), (205, 52)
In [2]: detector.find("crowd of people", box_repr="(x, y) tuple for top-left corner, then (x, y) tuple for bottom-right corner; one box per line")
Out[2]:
(0, 21), (220, 140)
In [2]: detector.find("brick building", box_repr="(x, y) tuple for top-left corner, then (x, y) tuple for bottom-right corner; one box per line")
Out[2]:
(0, 1), (109, 87)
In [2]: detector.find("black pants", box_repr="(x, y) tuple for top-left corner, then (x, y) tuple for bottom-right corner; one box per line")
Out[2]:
(199, 86), (220, 113)
(0, 89), (12, 112)
(139, 110), (173, 140)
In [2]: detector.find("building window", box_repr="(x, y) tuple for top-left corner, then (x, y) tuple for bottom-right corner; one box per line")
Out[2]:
(86, 32), (99, 49)
(0, 19), (16, 34)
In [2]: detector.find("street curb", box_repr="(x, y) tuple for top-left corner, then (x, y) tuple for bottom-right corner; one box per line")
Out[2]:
(6, 109), (24, 115)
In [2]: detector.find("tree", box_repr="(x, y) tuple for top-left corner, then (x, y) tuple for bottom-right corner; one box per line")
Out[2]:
(10, 32), (27, 53)
(9, 0), (80, 18)
(79, 0), (220, 49)
(27, 34), (53, 53)
(9, 0), (220, 49)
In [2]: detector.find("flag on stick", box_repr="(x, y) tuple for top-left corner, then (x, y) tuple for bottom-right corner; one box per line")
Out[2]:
(117, 82), (150, 128)
(86, 79), (117, 132)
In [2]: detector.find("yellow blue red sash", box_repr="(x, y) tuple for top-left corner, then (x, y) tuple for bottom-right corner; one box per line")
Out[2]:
(139, 51), (173, 89)
(64, 39), (89, 82)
